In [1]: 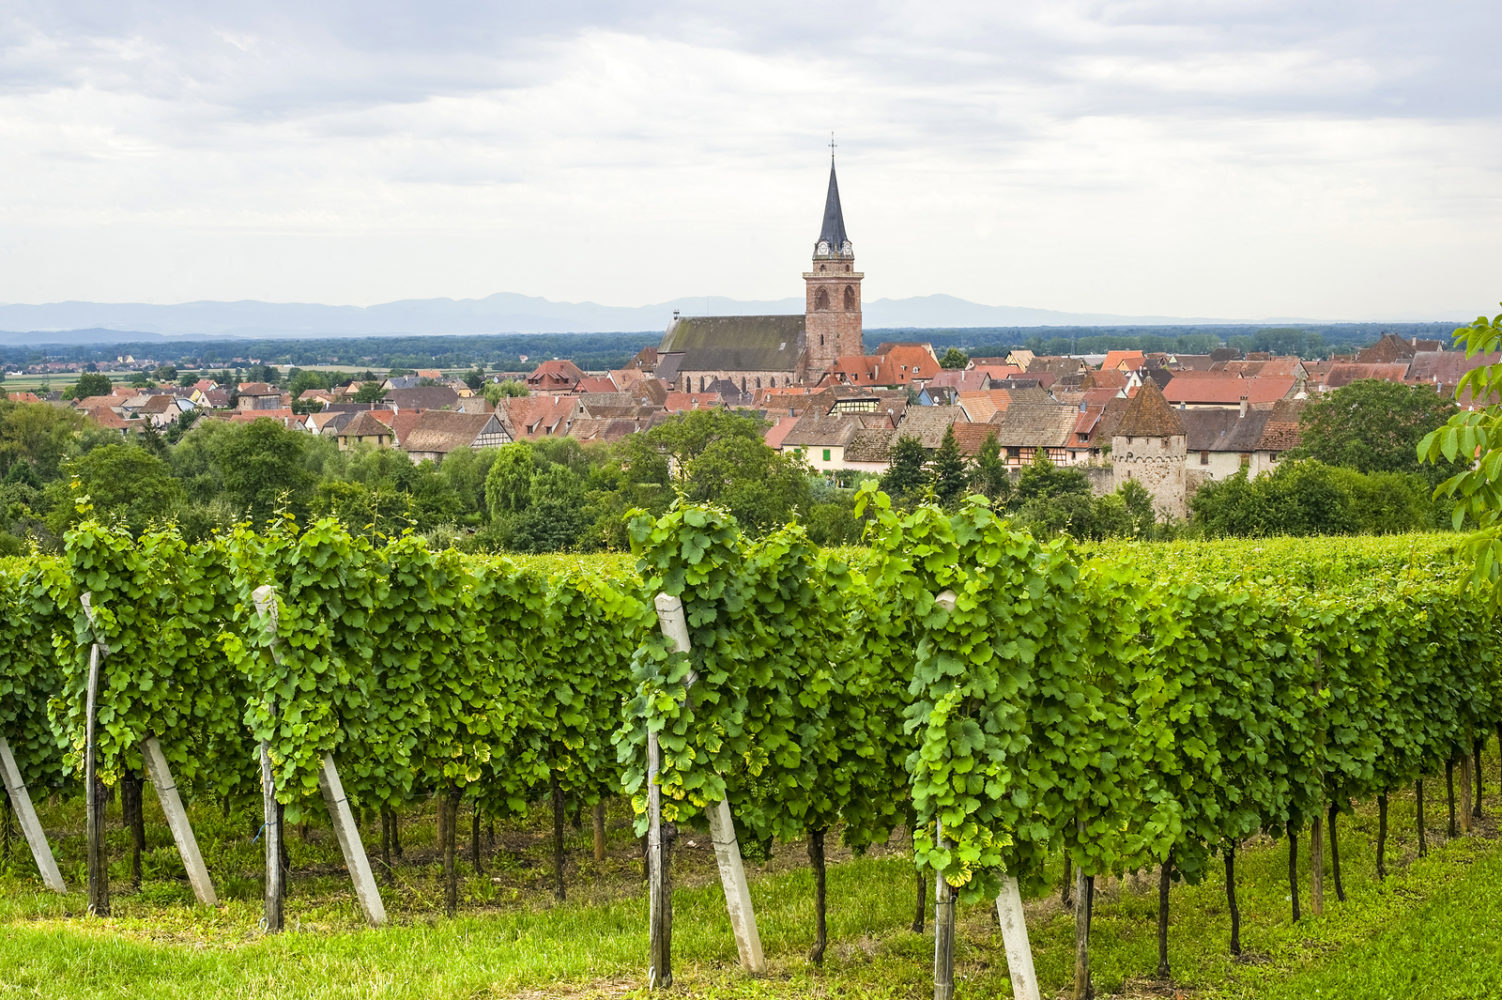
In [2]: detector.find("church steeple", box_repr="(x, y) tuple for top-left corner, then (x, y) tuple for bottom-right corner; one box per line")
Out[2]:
(814, 158), (850, 259)
(804, 145), (862, 373)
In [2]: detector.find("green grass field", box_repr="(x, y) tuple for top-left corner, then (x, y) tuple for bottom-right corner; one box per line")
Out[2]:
(3, 755), (1502, 999)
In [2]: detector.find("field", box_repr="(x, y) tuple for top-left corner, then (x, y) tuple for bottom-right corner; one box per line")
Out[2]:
(3, 760), (1501, 999)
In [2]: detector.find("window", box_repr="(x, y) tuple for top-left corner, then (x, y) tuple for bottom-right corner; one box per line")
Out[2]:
(844, 285), (855, 310)
(1239, 453), (1251, 467)
(1200, 450), (1210, 465)
(815, 288), (830, 310)
(822, 448), (831, 461)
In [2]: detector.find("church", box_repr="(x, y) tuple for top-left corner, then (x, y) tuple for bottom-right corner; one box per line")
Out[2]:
(652, 156), (864, 395)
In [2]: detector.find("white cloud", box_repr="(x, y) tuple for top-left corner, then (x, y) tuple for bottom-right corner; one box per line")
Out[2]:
(0, 1), (1498, 320)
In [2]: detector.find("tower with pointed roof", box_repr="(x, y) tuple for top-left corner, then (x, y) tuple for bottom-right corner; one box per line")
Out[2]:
(803, 154), (864, 373)
(1110, 380), (1188, 518)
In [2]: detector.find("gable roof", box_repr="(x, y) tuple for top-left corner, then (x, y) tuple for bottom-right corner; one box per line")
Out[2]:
(401, 410), (504, 455)
(1180, 407), (1274, 452)
(1162, 374), (1295, 406)
(338, 410), (395, 441)
(845, 427), (896, 463)
(896, 405), (966, 448)
(781, 413), (862, 449)
(386, 385), (459, 411)
(660, 315), (805, 373)
(987, 403), (1079, 448)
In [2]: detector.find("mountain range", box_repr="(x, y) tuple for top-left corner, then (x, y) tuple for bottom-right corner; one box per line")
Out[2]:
(0, 293), (1259, 346)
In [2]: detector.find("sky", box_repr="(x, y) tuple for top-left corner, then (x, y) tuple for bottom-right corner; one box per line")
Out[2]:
(1, 1), (1500, 321)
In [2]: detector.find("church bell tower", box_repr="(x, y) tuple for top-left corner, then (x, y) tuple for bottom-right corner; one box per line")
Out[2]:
(804, 150), (864, 373)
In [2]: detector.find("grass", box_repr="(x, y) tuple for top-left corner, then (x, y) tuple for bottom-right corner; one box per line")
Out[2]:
(3, 761), (1502, 998)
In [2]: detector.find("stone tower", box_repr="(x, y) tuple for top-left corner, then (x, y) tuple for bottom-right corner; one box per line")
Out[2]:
(803, 156), (864, 374)
(1110, 380), (1188, 519)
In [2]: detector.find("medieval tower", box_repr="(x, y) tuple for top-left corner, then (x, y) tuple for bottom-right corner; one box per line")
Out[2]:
(803, 155), (863, 373)
(1111, 380), (1188, 519)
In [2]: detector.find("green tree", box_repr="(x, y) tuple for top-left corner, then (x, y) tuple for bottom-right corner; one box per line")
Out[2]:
(1298, 379), (1459, 484)
(66, 372), (113, 400)
(463, 367), (486, 392)
(879, 435), (928, 507)
(45, 443), (184, 536)
(968, 432), (1010, 503)
(482, 380), (528, 405)
(484, 444), (536, 521)
(153, 364), (177, 383)
(1419, 306), (1502, 588)
(1013, 450), (1089, 505)
(938, 347), (969, 370)
(213, 419), (316, 524)
(353, 382), (386, 403)
(929, 425), (968, 507)
(509, 465), (590, 551)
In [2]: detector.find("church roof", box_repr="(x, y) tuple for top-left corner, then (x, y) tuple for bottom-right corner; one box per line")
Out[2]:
(817, 160), (849, 251)
(660, 315), (805, 373)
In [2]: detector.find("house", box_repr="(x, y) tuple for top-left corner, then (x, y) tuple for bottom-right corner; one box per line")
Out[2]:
(236, 383), (282, 410)
(402, 411), (511, 463)
(336, 411), (396, 450)
(526, 360), (587, 392)
(500, 395), (578, 440)
(986, 403), (1084, 466)
(779, 414), (863, 472)
(1101, 350), (1145, 372)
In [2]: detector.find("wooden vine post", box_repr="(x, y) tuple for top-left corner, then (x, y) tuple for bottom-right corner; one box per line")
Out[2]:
(141, 736), (217, 906)
(646, 714), (671, 988)
(929, 590), (1039, 1000)
(0, 736), (66, 893)
(996, 872), (1042, 1000)
(81, 588), (219, 907)
(933, 816), (956, 1000)
(252, 585), (386, 929)
(80, 593), (109, 917)
(652, 592), (765, 976)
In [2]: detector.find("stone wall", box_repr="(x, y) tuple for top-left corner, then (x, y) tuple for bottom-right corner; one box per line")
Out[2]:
(1111, 433), (1187, 519)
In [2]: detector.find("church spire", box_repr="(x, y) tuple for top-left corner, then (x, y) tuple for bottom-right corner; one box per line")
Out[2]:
(814, 151), (850, 259)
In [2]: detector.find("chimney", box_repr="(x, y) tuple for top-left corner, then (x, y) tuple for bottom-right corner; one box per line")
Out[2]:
(1239, 395), (1249, 418)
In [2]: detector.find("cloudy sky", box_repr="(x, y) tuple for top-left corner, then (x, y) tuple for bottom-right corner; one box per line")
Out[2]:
(2, 1), (1499, 321)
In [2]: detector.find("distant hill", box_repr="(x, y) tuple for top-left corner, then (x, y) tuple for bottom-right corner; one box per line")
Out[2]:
(0, 292), (1269, 346)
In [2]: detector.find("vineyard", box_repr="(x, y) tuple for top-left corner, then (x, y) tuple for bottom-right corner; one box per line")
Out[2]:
(1, 486), (1499, 999)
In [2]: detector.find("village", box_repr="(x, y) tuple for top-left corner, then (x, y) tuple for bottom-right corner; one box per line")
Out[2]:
(11, 326), (1480, 522)
(12, 155), (1491, 522)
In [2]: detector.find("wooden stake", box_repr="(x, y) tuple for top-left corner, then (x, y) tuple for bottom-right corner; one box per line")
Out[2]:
(253, 585), (284, 932)
(996, 873), (1041, 1000)
(260, 741), (282, 932)
(653, 592), (764, 975)
(319, 753), (387, 926)
(933, 822), (956, 1000)
(1459, 754), (1473, 834)
(83, 637), (109, 917)
(593, 800), (607, 861)
(0, 736), (65, 893)
(1309, 812), (1324, 916)
(141, 736), (216, 905)
(646, 729), (671, 989)
(1073, 866), (1093, 999)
